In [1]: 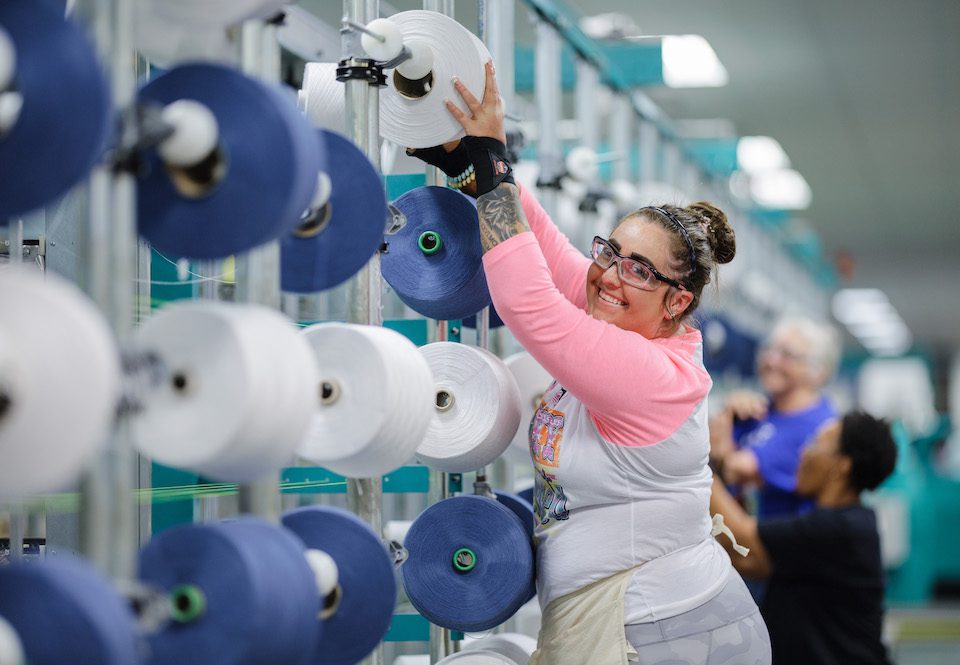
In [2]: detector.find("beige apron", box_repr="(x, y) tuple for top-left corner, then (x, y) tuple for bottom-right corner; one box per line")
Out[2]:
(528, 566), (641, 665)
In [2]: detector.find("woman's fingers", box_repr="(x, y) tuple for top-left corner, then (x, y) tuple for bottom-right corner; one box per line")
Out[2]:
(444, 60), (506, 142)
(444, 99), (471, 129)
(481, 60), (500, 105)
(452, 76), (482, 113)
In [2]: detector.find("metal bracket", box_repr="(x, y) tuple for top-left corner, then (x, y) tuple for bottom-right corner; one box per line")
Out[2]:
(335, 58), (386, 87)
(578, 186), (613, 213)
(384, 203), (407, 236)
(0, 236), (45, 262)
(379, 45), (413, 71)
(473, 478), (497, 500)
(107, 103), (175, 176)
(536, 153), (567, 190)
(117, 350), (167, 417)
(387, 539), (409, 567)
(116, 579), (171, 634)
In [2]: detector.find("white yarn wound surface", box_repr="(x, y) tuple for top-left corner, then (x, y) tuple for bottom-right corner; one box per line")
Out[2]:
(463, 633), (537, 665)
(0, 268), (120, 498)
(301, 62), (346, 134)
(417, 343), (521, 472)
(379, 10), (492, 148)
(131, 302), (317, 482)
(503, 351), (553, 463)
(0, 615), (24, 665)
(437, 650), (519, 665)
(297, 323), (434, 478)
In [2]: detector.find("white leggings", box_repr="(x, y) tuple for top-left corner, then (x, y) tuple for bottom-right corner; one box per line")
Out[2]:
(625, 569), (771, 665)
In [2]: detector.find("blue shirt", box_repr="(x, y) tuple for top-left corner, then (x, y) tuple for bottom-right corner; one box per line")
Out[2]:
(733, 396), (837, 519)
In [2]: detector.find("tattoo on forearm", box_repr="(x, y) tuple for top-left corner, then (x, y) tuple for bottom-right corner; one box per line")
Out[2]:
(476, 184), (530, 252)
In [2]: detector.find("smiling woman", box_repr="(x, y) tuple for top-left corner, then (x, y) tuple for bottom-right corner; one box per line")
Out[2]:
(407, 61), (770, 665)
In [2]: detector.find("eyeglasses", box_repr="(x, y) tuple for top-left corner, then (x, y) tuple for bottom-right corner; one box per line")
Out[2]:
(590, 236), (687, 291)
(759, 344), (808, 364)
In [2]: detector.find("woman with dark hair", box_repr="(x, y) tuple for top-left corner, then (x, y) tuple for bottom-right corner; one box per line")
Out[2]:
(410, 62), (771, 664)
(710, 411), (898, 665)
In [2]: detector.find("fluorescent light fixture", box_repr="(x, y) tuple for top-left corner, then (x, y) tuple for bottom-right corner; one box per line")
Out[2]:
(749, 169), (812, 210)
(737, 136), (791, 174)
(838, 301), (899, 327)
(662, 35), (729, 88)
(832, 288), (913, 357)
(673, 118), (738, 139)
(832, 289), (891, 324)
(832, 288), (888, 309)
(846, 318), (909, 338)
(861, 334), (913, 357)
(580, 13), (641, 40)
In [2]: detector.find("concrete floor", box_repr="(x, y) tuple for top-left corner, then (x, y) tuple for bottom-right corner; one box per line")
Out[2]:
(886, 605), (960, 665)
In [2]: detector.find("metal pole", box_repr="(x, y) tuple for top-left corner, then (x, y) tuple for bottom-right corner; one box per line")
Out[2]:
(575, 60), (600, 153)
(534, 20), (561, 219)
(661, 140), (680, 188)
(428, 316), (451, 662)
(479, 0), (511, 497)
(572, 58), (600, 248)
(480, 0), (516, 114)
(423, 1), (456, 659)
(682, 162), (701, 201)
(8, 509), (24, 562)
(77, 0), (139, 582)
(344, 2), (385, 664)
(423, 0), (455, 14)
(638, 119), (658, 184)
(236, 21), (280, 309)
(234, 17), (283, 524)
(610, 96), (632, 182)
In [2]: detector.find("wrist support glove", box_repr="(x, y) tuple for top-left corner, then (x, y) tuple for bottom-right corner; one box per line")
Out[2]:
(460, 136), (515, 196)
(405, 144), (470, 179)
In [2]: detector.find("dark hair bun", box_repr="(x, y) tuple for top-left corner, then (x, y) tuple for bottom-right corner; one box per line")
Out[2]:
(687, 201), (736, 265)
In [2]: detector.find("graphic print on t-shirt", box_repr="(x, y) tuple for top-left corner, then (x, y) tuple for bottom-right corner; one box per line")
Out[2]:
(534, 467), (570, 525)
(530, 381), (570, 526)
(530, 382), (567, 468)
(530, 404), (565, 468)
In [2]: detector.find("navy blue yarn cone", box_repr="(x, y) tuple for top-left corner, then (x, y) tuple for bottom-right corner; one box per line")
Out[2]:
(282, 505), (397, 665)
(0, 555), (141, 665)
(402, 495), (534, 632)
(495, 491), (535, 535)
(137, 63), (323, 259)
(517, 485), (534, 507)
(0, 0), (111, 218)
(495, 490), (537, 602)
(138, 517), (320, 665)
(381, 186), (491, 320)
(280, 129), (386, 293)
(462, 304), (505, 330)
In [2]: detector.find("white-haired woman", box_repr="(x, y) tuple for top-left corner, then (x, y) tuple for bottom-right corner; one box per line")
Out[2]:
(710, 316), (841, 519)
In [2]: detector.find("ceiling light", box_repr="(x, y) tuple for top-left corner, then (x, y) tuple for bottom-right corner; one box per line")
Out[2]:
(832, 288), (913, 357)
(748, 169), (812, 210)
(580, 13), (641, 41)
(831, 288), (890, 324)
(661, 35), (728, 88)
(737, 136), (791, 174)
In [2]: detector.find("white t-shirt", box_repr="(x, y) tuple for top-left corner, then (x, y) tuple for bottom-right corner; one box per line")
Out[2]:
(530, 380), (731, 623)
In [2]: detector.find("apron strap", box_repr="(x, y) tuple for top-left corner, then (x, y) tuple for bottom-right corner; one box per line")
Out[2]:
(711, 513), (750, 557)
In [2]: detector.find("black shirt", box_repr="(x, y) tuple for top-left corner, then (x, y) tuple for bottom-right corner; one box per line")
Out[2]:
(758, 505), (892, 665)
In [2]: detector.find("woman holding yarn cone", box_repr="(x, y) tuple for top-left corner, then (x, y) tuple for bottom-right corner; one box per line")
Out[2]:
(409, 62), (771, 665)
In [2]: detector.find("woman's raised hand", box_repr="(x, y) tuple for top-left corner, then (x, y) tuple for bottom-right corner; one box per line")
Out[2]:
(445, 61), (507, 145)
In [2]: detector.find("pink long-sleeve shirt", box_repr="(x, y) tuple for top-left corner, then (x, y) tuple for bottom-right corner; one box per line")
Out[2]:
(482, 186), (731, 621)
(483, 186), (712, 447)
